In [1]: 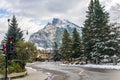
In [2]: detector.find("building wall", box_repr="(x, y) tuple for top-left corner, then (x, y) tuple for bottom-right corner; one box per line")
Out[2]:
(37, 50), (51, 59)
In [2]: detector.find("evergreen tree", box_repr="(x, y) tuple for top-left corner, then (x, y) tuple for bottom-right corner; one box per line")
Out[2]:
(4, 15), (23, 60)
(60, 29), (72, 61)
(104, 25), (119, 56)
(91, 0), (115, 57)
(5, 15), (23, 44)
(53, 42), (61, 61)
(72, 28), (82, 59)
(83, 0), (119, 63)
(83, 0), (94, 60)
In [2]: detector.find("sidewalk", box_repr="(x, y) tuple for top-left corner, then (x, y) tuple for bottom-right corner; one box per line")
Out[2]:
(0, 72), (27, 79)
(0, 74), (4, 79)
(13, 67), (48, 80)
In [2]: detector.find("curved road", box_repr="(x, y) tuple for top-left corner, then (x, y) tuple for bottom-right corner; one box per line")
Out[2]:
(27, 62), (120, 80)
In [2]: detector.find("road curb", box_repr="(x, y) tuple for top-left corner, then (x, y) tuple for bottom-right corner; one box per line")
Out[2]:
(0, 71), (27, 80)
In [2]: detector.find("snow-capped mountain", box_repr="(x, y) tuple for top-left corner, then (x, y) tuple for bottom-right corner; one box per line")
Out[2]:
(29, 1), (120, 49)
(102, 0), (120, 23)
(29, 18), (82, 49)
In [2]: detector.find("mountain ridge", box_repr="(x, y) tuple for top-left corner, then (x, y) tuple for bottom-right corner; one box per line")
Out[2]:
(29, 18), (82, 49)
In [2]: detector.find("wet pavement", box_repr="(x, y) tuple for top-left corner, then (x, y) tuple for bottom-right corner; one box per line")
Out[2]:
(27, 62), (81, 80)
(27, 62), (120, 80)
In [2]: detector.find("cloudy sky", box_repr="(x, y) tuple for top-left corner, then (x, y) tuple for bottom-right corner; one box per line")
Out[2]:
(0, 0), (120, 42)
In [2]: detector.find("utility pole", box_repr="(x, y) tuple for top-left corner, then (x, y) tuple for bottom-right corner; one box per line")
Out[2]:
(2, 43), (8, 80)
(5, 19), (10, 80)
(5, 45), (8, 80)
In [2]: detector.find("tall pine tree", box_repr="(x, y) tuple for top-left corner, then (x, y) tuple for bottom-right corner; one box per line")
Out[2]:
(60, 29), (72, 61)
(72, 28), (82, 59)
(5, 15), (23, 44)
(90, 0), (110, 63)
(83, 0), (119, 63)
(83, 0), (94, 60)
(4, 15), (23, 60)
(53, 42), (61, 61)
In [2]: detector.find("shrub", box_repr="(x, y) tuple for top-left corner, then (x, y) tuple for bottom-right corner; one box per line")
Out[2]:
(0, 68), (5, 74)
(0, 61), (26, 74)
(8, 61), (26, 74)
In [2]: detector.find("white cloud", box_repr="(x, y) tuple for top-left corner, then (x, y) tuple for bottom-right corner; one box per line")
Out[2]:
(0, 0), (120, 42)
(0, 0), (88, 42)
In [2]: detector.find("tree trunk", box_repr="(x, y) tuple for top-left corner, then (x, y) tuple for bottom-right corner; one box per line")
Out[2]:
(113, 58), (117, 65)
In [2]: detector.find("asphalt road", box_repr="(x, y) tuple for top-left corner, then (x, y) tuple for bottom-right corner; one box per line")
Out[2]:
(27, 62), (120, 80)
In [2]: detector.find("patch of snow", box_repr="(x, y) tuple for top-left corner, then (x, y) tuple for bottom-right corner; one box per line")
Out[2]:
(110, 32), (115, 35)
(25, 67), (37, 72)
(60, 63), (120, 70)
(81, 64), (120, 70)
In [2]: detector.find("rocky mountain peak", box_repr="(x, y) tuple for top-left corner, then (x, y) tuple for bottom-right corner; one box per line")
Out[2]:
(29, 18), (81, 49)
(52, 18), (63, 25)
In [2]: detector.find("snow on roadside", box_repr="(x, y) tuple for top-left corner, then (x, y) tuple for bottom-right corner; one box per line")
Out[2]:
(60, 63), (120, 70)
(25, 67), (37, 72)
(80, 64), (120, 70)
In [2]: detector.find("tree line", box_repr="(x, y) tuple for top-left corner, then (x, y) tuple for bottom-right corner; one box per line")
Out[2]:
(59, 0), (120, 64)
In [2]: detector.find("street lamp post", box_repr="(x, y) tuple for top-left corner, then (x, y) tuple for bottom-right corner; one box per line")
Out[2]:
(5, 45), (8, 80)
(5, 19), (10, 80)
